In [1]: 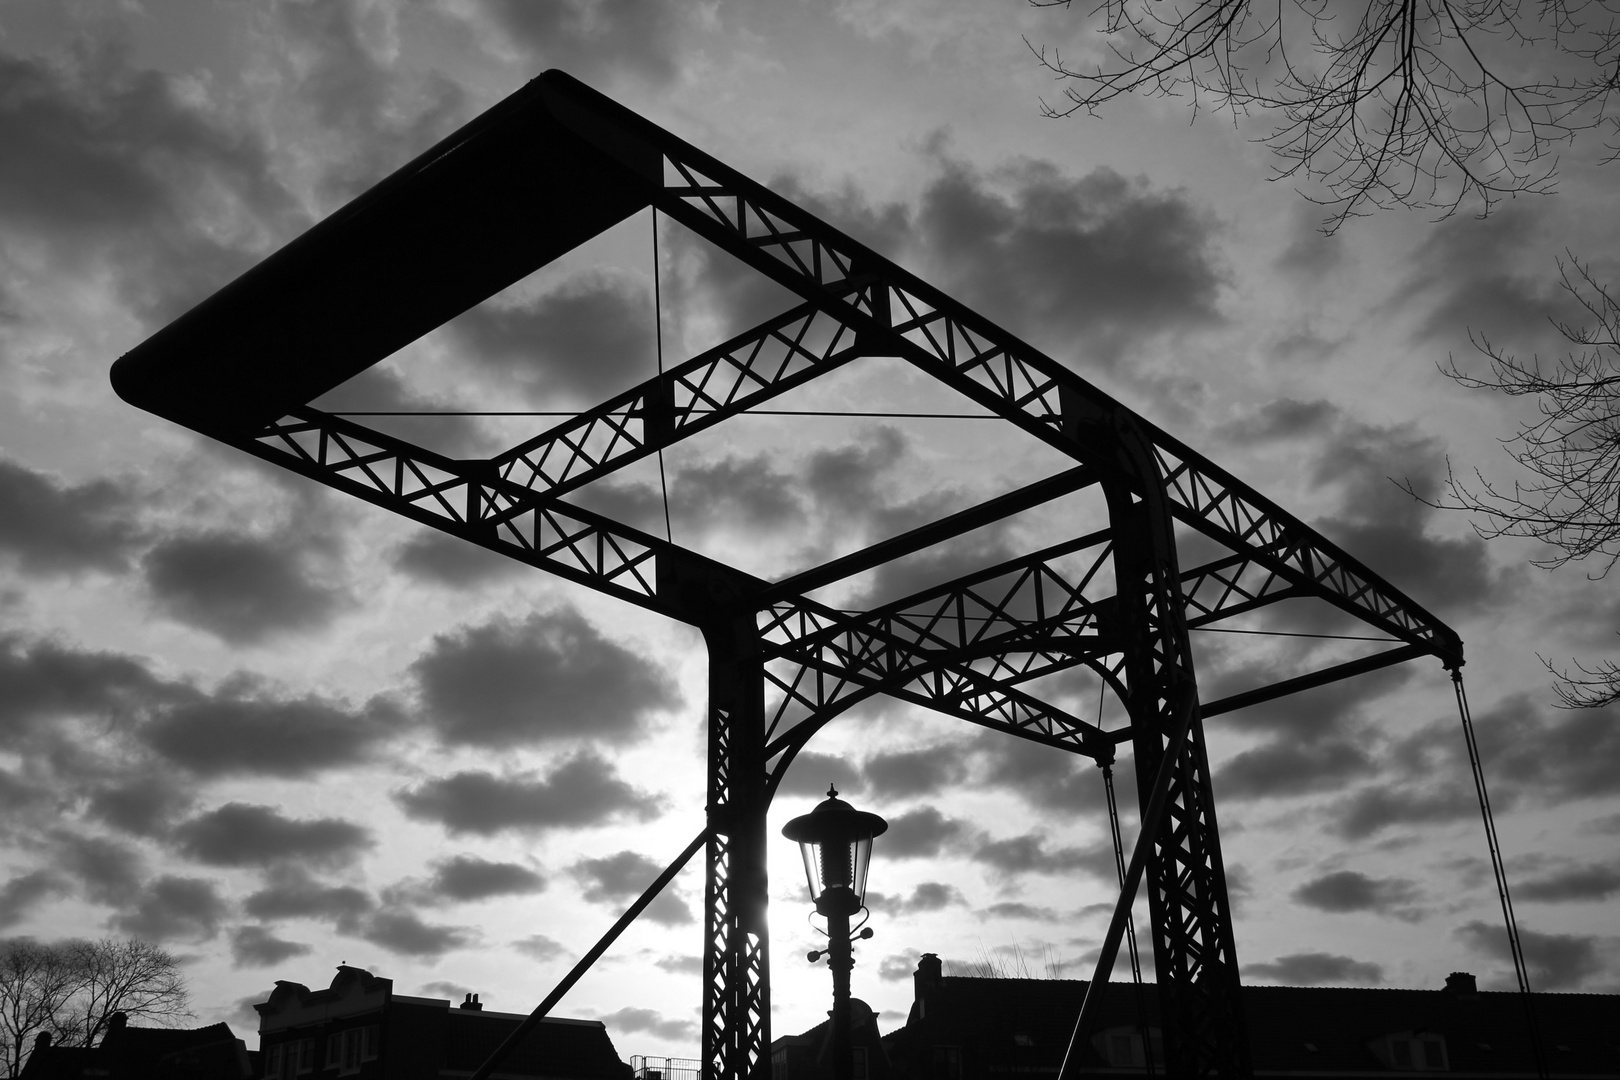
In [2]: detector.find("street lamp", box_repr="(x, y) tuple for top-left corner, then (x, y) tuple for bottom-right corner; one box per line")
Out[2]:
(782, 786), (888, 1080)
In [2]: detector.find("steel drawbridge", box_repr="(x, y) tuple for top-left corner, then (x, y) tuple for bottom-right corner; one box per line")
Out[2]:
(113, 71), (1467, 1079)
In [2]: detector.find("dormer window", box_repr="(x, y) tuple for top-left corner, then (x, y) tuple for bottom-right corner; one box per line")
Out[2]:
(1372, 1032), (1448, 1071)
(1094, 1027), (1165, 1069)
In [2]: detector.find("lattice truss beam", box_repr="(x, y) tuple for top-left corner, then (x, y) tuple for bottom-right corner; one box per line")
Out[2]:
(112, 71), (1463, 1080)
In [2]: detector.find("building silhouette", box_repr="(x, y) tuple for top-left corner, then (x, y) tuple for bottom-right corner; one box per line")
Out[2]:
(19, 1012), (255, 1080)
(769, 999), (892, 1080)
(772, 954), (1620, 1077)
(253, 966), (628, 1080)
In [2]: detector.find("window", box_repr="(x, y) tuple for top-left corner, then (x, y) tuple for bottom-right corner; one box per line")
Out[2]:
(340, 1030), (361, 1074)
(332, 1025), (381, 1073)
(1096, 1027), (1165, 1069)
(932, 1045), (962, 1080)
(1377, 1033), (1448, 1071)
(262, 1042), (306, 1080)
(852, 1047), (868, 1080)
(297, 1039), (315, 1074)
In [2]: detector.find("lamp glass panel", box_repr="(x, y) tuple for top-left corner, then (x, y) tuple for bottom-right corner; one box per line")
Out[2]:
(851, 836), (874, 903)
(798, 842), (820, 902)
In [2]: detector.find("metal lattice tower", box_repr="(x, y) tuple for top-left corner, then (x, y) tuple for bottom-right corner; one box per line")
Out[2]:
(112, 71), (1464, 1080)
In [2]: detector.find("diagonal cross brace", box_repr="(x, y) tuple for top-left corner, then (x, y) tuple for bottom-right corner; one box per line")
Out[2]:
(533, 75), (1459, 668)
(486, 302), (864, 502)
(257, 404), (1117, 761)
(260, 403), (1410, 761)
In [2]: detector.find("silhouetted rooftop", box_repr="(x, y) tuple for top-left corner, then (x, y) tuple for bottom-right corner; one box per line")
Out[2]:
(874, 959), (1620, 1076)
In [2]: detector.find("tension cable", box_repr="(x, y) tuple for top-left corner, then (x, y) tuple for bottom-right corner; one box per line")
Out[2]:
(1190, 626), (1398, 643)
(1100, 752), (1156, 1075)
(327, 409), (1004, 418)
(652, 208), (673, 544)
(1452, 666), (1546, 1080)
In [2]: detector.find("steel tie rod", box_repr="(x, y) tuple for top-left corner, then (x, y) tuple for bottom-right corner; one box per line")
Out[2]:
(467, 828), (711, 1080)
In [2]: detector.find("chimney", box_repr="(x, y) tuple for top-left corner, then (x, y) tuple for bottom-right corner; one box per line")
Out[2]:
(108, 1012), (129, 1035)
(34, 1032), (52, 1052)
(1444, 972), (1478, 996)
(459, 993), (483, 1011)
(914, 954), (942, 1018)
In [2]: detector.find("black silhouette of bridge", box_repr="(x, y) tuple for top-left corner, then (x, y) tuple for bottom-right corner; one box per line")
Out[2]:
(113, 71), (1465, 1080)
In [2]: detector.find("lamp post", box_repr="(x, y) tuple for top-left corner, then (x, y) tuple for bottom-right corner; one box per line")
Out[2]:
(782, 786), (888, 1080)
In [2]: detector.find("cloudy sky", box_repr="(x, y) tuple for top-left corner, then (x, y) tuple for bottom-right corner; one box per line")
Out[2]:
(3, 0), (1619, 1064)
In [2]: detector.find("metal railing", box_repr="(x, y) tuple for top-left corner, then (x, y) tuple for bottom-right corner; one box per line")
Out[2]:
(628, 1055), (701, 1080)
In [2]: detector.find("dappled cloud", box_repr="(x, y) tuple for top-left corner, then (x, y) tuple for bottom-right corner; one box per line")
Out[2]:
(393, 753), (664, 836)
(409, 607), (678, 748)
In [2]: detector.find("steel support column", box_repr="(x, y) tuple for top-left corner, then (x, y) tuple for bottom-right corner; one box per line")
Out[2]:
(1069, 392), (1249, 1078)
(700, 612), (772, 1080)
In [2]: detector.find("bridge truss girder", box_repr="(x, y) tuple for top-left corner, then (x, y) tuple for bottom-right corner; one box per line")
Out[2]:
(112, 71), (1464, 1080)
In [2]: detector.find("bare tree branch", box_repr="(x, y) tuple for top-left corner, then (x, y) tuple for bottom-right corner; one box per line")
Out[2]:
(1408, 254), (1620, 706)
(1430, 256), (1620, 569)
(1029, 0), (1620, 229)
(0, 938), (192, 1075)
(1, 940), (78, 1079)
(54, 939), (191, 1049)
(1544, 653), (1620, 707)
